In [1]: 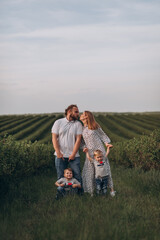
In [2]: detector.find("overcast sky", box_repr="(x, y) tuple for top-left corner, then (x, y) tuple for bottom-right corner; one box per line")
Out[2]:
(0, 0), (160, 115)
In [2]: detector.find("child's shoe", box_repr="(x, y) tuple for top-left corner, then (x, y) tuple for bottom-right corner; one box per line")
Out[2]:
(110, 191), (116, 197)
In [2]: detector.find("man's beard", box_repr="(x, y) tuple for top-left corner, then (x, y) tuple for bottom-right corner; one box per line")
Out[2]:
(70, 114), (78, 121)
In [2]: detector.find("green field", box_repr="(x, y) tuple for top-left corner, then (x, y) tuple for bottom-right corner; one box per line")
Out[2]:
(0, 112), (160, 144)
(1, 158), (160, 240)
(0, 112), (160, 240)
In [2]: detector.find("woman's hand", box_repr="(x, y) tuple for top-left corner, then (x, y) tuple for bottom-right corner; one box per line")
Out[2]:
(83, 147), (88, 153)
(80, 114), (88, 122)
(106, 143), (113, 148)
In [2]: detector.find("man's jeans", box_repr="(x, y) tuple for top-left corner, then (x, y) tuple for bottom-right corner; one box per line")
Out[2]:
(95, 176), (109, 195)
(55, 157), (82, 184)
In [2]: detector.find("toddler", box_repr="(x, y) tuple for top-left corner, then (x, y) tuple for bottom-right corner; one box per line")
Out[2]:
(87, 148), (116, 196)
(55, 168), (81, 199)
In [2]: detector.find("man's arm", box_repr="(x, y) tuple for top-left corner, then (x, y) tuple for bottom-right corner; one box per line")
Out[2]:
(52, 133), (64, 159)
(69, 134), (82, 161)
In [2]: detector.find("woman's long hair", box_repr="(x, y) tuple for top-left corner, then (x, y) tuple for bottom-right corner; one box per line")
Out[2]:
(84, 111), (99, 130)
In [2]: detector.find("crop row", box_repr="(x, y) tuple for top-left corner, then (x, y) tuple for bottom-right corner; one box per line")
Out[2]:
(95, 116), (126, 143)
(0, 115), (38, 133)
(106, 115), (146, 136)
(0, 113), (159, 143)
(0, 116), (47, 137)
(0, 115), (29, 129)
(97, 115), (140, 140)
(107, 116), (150, 134)
(119, 115), (159, 131)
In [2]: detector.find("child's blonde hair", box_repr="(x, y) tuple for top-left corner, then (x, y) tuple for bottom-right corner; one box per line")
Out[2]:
(93, 149), (103, 157)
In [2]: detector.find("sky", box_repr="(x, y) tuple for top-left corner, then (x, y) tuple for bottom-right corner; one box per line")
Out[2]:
(0, 0), (160, 115)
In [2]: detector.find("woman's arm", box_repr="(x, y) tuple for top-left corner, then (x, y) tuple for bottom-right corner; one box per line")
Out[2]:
(80, 137), (87, 149)
(97, 127), (111, 144)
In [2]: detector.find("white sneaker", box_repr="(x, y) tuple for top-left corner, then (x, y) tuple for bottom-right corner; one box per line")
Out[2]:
(110, 191), (116, 197)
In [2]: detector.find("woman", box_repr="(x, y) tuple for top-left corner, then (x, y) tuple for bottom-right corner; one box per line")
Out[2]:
(80, 111), (115, 196)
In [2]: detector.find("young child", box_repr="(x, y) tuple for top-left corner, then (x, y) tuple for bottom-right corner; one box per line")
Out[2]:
(86, 148), (116, 196)
(55, 168), (81, 199)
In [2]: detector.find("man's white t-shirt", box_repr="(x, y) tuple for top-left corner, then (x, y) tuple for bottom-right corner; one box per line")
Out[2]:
(51, 117), (82, 158)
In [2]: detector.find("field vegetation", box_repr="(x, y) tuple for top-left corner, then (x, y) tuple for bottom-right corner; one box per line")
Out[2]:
(0, 112), (160, 240)
(0, 112), (160, 144)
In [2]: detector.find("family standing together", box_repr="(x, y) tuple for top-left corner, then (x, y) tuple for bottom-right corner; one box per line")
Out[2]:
(51, 104), (116, 199)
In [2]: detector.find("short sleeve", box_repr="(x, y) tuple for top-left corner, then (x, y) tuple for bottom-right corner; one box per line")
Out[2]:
(56, 178), (64, 184)
(80, 137), (86, 149)
(73, 178), (81, 185)
(76, 121), (83, 135)
(51, 120), (60, 134)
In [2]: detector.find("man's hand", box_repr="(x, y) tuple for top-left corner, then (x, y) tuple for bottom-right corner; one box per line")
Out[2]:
(57, 152), (64, 160)
(68, 153), (75, 161)
(72, 184), (78, 188)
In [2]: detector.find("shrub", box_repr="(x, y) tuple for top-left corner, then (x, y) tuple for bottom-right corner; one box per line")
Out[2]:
(0, 135), (55, 178)
(109, 129), (160, 171)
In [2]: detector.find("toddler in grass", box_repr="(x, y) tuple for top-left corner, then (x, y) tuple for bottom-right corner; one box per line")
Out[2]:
(86, 147), (116, 196)
(55, 168), (81, 199)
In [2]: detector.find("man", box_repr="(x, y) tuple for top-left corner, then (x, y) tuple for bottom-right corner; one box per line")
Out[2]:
(51, 104), (82, 184)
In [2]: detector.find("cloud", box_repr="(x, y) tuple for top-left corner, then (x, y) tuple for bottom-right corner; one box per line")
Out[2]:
(0, 0), (160, 114)
(2, 23), (160, 46)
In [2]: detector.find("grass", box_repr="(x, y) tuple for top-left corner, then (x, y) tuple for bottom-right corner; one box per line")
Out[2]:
(0, 163), (160, 240)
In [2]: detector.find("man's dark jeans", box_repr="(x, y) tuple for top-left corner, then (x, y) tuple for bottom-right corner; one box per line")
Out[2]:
(55, 157), (82, 184)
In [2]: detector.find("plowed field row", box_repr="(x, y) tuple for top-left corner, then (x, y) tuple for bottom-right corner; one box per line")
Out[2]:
(0, 113), (159, 143)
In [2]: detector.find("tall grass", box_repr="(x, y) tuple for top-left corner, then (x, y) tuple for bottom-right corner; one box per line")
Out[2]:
(0, 163), (159, 240)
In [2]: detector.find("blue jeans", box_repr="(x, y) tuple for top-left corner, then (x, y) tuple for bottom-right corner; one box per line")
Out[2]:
(55, 157), (82, 184)
(95, 176), (109, 195)
(57, 186), (78, 197)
